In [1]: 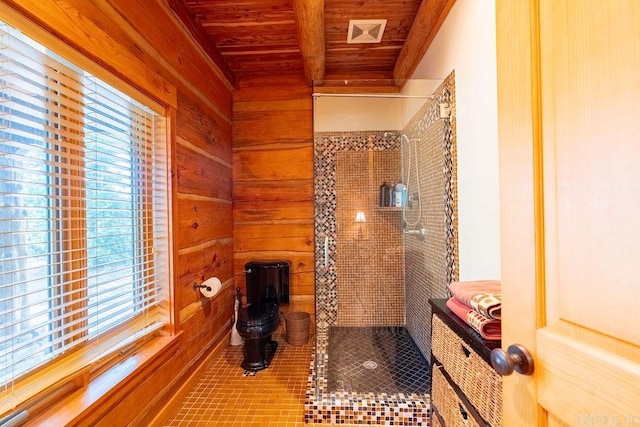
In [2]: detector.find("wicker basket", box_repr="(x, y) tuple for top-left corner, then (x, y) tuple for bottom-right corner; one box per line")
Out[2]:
(431, 314), (503, 426)
(285, 311), (310, 345)
(432, 365), (481, 427)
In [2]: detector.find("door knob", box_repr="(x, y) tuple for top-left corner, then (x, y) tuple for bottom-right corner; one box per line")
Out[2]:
(490, 344), (534, 376)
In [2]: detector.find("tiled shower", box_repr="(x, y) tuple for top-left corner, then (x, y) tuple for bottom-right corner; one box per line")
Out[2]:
(306, 73), (458, 426)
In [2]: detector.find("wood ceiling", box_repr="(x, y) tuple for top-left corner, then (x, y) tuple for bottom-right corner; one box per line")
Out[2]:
(170, 0), (456, 87)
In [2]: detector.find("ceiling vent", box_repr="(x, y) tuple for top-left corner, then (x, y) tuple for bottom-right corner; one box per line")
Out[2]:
(347, 19), (387, 44)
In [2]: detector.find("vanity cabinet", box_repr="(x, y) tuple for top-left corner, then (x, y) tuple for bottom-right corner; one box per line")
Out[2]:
(429, 299), (502, 427)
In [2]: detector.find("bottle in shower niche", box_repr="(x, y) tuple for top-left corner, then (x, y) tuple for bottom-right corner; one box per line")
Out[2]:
(379, 182), (390, 207)
(388, 182), (396, 207)
(395, 182), (407, 207)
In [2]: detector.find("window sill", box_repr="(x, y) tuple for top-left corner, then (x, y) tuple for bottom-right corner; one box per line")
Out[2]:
(28, 332), (182, 427)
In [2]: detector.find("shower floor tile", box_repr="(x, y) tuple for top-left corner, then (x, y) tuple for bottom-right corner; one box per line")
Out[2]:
(327, 326), (430, 394)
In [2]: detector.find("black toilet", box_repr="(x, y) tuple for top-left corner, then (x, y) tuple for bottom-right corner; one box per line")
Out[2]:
(236, 260), (290, 371)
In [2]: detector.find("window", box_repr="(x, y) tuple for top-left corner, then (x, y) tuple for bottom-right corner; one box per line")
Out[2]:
(0, 21), (170, 406)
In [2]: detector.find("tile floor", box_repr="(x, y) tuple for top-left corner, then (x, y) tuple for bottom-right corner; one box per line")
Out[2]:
(327, 327), (430, 394)
(163, 333), (360, 427)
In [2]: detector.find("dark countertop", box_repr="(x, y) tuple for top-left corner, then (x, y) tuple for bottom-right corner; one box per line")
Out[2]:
(429, 298), (501, 364)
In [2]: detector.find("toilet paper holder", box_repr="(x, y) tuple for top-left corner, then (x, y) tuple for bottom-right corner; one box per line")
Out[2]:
(193, 277), (223, 298)
(193, 282), (212, 292)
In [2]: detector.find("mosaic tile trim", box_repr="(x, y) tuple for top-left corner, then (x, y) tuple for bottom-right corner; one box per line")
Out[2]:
(305, 326), (431, 426)
(443, 73), (459, 285)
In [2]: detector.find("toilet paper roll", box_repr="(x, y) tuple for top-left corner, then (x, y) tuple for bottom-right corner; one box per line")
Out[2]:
(200, 277), (222, 298)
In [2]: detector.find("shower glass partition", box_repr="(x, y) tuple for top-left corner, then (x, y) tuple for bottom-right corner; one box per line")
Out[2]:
(309, 76), (457, 423)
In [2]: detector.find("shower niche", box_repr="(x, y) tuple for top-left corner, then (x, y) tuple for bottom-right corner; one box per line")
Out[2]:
(306, 74), (458, 426)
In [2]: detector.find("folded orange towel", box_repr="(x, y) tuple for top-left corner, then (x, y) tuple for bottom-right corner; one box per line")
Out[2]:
(445, 297), (501, 341)
(449, 280), (502, 320)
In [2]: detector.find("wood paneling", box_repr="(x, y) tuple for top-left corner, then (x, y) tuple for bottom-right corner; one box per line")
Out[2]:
(182, 0), (303, 80)
(163, 0), (235, 84)
(175, 92), (233, 163)
(0, 2), (235, 426)
(175, 0), (454, 84)
(233, 200), (314, 221)
(235, 75), (315, 99)
(232, 74), (315, 315)
(176, 144), (232, 199)
(104, 0), (234, 111)
(233, 113), (313, 146)
(176, 238), (234, 310)
(233, 180), (314, 203)
(176, 197), (233, 247)
(0, 0), (176, 108)
(233, 147), (313, 181)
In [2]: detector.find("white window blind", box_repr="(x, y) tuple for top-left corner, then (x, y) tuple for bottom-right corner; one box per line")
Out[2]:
(0, 21), (170, 405)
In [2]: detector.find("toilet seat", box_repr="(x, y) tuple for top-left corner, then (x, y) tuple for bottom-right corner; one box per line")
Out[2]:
(237, 303), (280, 338)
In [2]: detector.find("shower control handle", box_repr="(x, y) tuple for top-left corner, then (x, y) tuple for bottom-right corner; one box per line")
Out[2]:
(403, 228), (427, 236)
(323, 236), (329, 268)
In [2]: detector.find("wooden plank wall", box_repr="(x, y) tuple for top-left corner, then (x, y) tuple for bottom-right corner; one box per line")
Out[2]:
(0, 1), (235, 426)
(232, 75), (316, 325)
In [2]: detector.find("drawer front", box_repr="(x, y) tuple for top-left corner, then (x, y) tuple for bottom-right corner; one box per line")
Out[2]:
(431, 314), (502, 426)
(432, 365), (481, 427)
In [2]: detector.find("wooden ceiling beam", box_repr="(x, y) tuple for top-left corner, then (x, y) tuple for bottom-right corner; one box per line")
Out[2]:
(393, 0), (456, 83)
(293, 0), (325, 85)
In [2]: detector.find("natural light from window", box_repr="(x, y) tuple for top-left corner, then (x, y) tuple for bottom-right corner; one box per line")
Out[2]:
(0, 21), (169, 401)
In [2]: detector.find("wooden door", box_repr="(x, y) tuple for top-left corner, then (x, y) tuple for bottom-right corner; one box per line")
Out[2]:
(496, 1), (640, 425)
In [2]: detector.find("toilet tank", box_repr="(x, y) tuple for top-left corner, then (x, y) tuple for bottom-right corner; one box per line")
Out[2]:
(244, 260), (290, 305)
